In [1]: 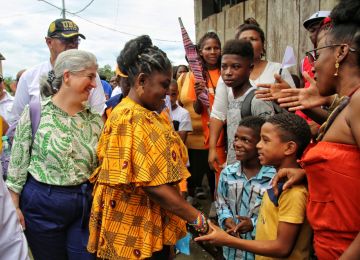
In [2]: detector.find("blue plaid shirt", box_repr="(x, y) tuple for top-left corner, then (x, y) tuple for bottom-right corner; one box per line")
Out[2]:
(216, 162), (276, 260)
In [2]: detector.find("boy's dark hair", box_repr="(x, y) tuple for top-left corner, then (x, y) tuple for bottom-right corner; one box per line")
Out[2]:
(117, 35), (171, 86)
(222, 39), (254, 62)
(266, 113), (311, 159)
(238, 116), (265, 137)
(170, 79), (178, 87)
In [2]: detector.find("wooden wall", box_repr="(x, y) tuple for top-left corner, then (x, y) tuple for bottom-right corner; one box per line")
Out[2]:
(194, 0), (339, 73)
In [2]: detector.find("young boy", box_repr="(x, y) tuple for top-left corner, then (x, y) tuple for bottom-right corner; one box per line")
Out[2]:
(216, 116), (276, 260)
(196, 113), (312, 260)
(209, 39), (275, 167)
(168, 79), (192, 144)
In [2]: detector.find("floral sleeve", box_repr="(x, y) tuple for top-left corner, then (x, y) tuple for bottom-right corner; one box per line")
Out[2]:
(6, 106), (32, 194)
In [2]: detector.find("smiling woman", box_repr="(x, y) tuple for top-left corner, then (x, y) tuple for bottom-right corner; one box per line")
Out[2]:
(87, 35), (209, 259)
(5, 49), (104, 260)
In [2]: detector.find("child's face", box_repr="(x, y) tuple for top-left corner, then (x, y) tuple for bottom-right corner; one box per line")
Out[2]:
(233, 126), (260, 162)
(169, 83), (178, 106)
(221, 54), (253, 88)
(257, 122), (287, 167)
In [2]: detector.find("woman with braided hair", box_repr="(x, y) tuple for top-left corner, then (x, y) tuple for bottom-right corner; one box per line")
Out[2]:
(87, 35), (210, 259)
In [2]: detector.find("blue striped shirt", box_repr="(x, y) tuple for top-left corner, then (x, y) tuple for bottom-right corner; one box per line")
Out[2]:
(216, 162), (276, 260)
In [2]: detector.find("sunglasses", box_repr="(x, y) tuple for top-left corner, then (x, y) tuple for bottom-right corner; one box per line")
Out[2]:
(306, 43), (356, 66)
(51, 36), (81, 45)
(0, 77), (3, 83)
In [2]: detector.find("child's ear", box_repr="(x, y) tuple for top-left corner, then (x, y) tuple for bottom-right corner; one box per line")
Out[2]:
(284, 141), (297, 157)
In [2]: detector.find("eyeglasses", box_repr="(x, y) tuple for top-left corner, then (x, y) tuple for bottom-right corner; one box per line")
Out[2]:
(51, 36), (81, 46)
(306, 44), (357, 66)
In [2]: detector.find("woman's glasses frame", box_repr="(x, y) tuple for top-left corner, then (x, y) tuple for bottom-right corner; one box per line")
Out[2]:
(306, 43), (356, 66)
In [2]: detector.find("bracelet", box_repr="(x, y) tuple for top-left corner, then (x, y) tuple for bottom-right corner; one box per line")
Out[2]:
(188, 212), (209, 234)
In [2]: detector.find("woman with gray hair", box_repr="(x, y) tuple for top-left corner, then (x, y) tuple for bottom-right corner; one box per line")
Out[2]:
(6, 49), (103, 260)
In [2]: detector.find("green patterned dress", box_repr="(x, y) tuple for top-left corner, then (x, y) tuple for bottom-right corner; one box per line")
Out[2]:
(6, 98), (103, 193)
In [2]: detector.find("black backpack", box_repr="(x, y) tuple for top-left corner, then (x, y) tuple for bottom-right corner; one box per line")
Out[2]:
(240, 89), (286, 118)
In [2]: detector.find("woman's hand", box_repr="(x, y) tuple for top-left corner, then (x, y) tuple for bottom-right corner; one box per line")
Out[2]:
(277, 72), (329, 111)
(271, 168), (307, 197)
(234, 216), (253, 234)
(8, 190), (26, 230)
(194, 81), (206, 98)
(16, 208), (26, 230)
(208, 147), (219, 170)
(194, 220), (232, 246)
(255, 74), (292, 101)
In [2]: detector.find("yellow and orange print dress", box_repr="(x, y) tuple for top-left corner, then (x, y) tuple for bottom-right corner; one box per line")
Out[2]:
(87, 97), (190, 259)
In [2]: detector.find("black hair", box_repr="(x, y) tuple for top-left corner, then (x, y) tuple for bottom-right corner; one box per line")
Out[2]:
(196, 31), (222, 87)
(235, 18), (266, 56)
(170, 78), (178, 87)
(197, 31), (222, 69)
(117, 35), (172, 86)
(222, 39), (254, 62)
(329, 0), (360, 66)
(266, 113), (311, 159)
(173, 64), (189, 79)
(238, 116), (265, 137)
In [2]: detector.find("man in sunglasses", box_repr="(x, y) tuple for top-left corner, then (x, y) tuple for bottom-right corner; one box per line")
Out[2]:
(296, 11), (330, 136)
(10, 18), (106, 124)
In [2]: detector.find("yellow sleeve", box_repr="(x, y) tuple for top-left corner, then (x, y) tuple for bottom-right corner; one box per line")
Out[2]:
(93, 100), (190, 187)
(278, 185), (308, 224)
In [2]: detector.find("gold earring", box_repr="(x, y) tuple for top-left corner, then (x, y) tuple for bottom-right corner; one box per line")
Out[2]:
(334, 58), (340, 76)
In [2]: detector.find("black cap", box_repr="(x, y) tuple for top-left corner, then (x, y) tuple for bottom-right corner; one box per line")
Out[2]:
(47, 18), (86, 39)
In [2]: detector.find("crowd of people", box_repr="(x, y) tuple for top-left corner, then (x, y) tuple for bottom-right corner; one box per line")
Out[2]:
(0, 0), (359, 259)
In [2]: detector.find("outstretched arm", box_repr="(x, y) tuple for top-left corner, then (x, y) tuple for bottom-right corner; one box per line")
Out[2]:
(143, 184), (199, 222)
(195, 220), (301, 258)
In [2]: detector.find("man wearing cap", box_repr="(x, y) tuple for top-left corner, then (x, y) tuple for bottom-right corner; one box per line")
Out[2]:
(10, 18), (106, 124)
(296, 11), (330, 135)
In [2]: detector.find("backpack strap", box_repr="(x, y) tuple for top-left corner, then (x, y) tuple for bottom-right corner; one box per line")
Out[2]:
(29, 96), (41, 145)
(240, 88), (256, 118)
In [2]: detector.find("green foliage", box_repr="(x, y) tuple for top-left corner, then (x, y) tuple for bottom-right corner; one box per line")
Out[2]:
(98, 64), (115, 81)
(3, 76), (13, 93)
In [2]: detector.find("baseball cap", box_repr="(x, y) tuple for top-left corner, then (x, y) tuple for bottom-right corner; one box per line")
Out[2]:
(47, 18), (86, 39)
(303, 11), (331, 29)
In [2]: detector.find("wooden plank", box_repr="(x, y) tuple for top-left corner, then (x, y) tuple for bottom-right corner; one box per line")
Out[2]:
(216, 11), (226, 45)
(224, 3), (244, 41)
(266, 0), (283, 63)
(196, 14), (217, 43)
(320, 0), (339, 11)
(245, 0), (256, 19)
(194, 0), (202, 25)
(255, 0), (268, 38)
(280, 0), (300, 74)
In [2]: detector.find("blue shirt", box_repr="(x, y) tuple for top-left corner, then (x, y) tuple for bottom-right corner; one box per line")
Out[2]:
(101, 80), (112, 99)
(216, 162), (276, 260)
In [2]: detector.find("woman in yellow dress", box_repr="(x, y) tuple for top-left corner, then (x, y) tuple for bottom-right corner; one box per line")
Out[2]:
(87, 35), (209, 259)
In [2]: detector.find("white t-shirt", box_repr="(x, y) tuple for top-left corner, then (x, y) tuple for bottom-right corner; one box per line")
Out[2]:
(171, 105), (193, 132)
(0, 92), (14, 125)
(11, 60), (106, 124)
(110, 86), (122, 98)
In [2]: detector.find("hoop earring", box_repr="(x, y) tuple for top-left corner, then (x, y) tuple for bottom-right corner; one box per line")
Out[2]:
(334, 58), (340, 77)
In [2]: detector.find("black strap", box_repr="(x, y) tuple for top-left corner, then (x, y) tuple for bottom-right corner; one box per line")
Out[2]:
(240, 89), (256, 118)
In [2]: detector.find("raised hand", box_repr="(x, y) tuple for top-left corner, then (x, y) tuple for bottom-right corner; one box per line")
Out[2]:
(255, 73), (292, 101)
(194, 220), (232, 245)
(271, 168), (307, 197)
(278, 72), (330, 111)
